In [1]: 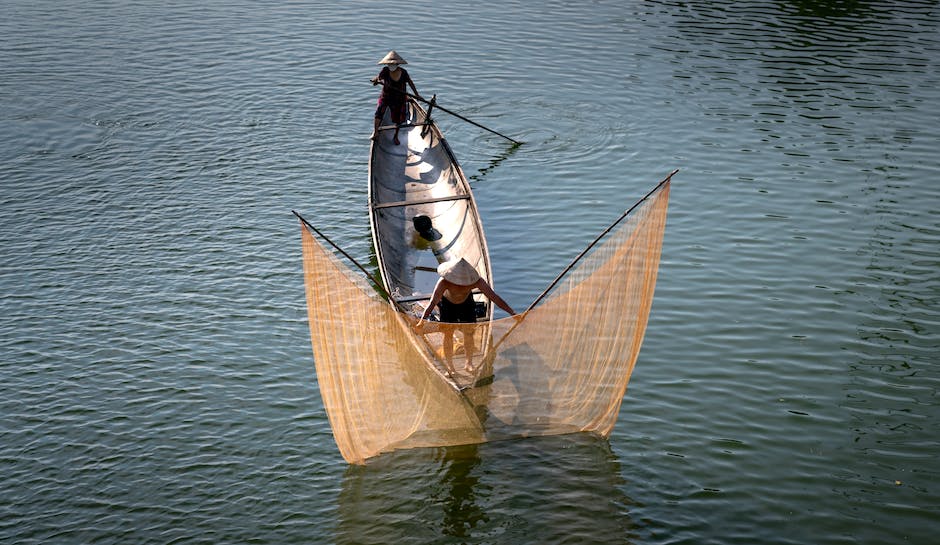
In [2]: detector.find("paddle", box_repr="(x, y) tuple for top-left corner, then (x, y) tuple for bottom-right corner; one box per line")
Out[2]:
(373, 79), (523, 145)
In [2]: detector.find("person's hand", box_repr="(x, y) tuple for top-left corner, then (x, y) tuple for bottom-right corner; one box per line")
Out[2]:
(371, 77), (379, 86)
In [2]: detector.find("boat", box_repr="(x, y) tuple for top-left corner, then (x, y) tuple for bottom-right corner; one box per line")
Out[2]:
(368, 97), (492, 320)
(368, 97), (500, 385)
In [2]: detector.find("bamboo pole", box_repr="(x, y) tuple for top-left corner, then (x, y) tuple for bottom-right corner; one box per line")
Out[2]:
(373, 79), (522, 145)
(292, 210), (387, 299)
(523, 169), (678, 313)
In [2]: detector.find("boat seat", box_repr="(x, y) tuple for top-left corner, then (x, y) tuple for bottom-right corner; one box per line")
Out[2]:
(377, 122), (431, 131)
(394, 289), (483, 305)
(394, 293), (432, 303)
(373, 194), (470, 210)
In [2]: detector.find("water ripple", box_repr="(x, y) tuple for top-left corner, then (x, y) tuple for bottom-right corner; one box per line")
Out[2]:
(3, 0), (940, 544)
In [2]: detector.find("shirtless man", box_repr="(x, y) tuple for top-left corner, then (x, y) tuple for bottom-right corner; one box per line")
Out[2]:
(416, 258), (516, 374)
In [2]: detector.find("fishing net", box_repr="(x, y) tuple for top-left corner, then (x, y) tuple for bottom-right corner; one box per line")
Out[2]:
(301, 180), (670, 464)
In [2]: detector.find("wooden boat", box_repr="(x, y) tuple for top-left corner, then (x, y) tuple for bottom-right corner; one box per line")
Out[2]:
(368, 98), (493, 321)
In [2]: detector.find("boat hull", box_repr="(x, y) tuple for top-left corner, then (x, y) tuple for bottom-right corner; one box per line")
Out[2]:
(368, 100), (492, 319)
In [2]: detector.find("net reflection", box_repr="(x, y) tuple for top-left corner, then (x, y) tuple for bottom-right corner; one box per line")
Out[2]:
(335, 434), (638, 544)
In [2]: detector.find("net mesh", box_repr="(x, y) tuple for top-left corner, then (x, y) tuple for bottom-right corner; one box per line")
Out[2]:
(301, 180), (670, 464)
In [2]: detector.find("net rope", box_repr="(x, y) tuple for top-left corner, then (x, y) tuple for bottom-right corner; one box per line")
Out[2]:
(301, 181), (670, 464)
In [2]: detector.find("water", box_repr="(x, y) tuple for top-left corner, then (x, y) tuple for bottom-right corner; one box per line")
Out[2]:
(2, 1), (938, 543)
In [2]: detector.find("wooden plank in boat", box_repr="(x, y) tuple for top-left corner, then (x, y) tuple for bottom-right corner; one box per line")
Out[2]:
(376, 122), (431, 131)
(372, 194), (470, 210)
(394, 293), (432, 303)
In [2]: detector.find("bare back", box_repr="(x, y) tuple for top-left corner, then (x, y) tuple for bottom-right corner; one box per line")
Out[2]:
(441, 281), (473, 304)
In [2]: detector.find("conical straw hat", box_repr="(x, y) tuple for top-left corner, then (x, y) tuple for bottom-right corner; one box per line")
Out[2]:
(378, 50), (408, 65)
(437, 258), (480, 286)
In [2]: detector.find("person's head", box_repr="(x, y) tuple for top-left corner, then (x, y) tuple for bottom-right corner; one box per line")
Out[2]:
(413, 215), (441, 241)
(437, 258), (480, 286)
(378, 50), (407, 72)
(413, 215), (432, 233)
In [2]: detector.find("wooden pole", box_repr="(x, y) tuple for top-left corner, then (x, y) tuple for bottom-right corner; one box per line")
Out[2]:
(523, 169), (678, 314)
(491, 169), (677, 351)
(373, 79), (522, 145)
(292, 210), (388, 299)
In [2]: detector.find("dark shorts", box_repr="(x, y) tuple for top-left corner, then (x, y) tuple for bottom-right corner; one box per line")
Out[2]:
(439, 296), (477, 323)
(374, 98), (407, 123)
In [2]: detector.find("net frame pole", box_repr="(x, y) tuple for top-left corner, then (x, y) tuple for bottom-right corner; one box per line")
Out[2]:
(293, 210), (388, 299)
(523, 169), (678, 314)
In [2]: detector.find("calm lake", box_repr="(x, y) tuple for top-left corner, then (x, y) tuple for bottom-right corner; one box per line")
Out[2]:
(2, 1), (938, 543)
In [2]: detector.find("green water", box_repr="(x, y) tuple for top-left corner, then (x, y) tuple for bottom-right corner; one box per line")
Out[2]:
(2, 1), (938, 543)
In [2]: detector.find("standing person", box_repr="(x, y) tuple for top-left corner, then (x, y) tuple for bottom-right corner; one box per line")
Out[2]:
(417, 258), (516, 374)
(371, 50), (421, 145)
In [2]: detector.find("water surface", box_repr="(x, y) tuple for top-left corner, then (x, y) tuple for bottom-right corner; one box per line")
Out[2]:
(2, 1), (939, 543)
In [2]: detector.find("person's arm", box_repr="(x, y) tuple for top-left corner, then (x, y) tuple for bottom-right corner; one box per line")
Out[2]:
(407, 73), (421, 100)
(371, 67), (387, 86)
(475, 279), (515, 316)
(420, 279), (446, 321)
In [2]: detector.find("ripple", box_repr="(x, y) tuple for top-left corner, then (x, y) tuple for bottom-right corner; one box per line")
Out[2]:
(3, 0), (940, 544)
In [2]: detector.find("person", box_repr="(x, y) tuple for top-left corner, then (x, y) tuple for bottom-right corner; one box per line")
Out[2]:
(412, 215), (442, 242)
(371, 50), (421, 145)
(416, 258), (516, 375)
(411, 214), (452, 264)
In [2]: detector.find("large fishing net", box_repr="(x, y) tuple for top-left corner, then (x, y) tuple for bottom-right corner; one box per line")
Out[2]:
(301, 180), (670, 464)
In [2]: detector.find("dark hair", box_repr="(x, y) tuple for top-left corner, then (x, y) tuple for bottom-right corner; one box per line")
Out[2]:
(412, 215), (432, 233)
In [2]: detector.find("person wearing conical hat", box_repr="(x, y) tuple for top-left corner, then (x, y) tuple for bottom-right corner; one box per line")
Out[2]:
(417, 257), (516, 374)
(371, 50), (422, 145)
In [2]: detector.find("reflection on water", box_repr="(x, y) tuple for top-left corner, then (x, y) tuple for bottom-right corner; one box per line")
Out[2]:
(837, 167), (940, 536)
(336, 434), (637, 544)
(468, 141), (523, 183)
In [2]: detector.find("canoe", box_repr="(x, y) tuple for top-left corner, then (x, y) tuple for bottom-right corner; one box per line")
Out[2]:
(368, 98), (493, 322)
